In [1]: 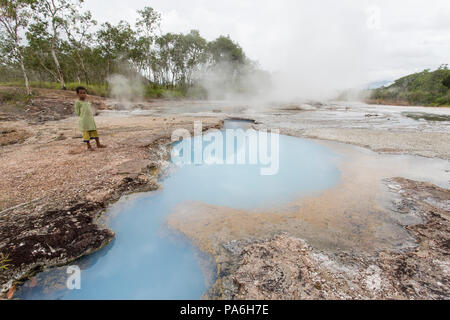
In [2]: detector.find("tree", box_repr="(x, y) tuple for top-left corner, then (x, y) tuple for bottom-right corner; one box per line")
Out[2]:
(25, 20), (60, 82)
(0, 3), (265, 97)
(206, 35), (250, 91)
(62, 9), (97, 84)
(32, 0), (85, 89)
(155, 33), (177, 87)
(96, 21), (137, 78)
(135, 6), (161, 82)
(208, 35), (246, 66)
(185, 30), (208, 85)
(0, 0), (34, 95)
(136, 6), (161, 38)
(442, 74), (450, 89)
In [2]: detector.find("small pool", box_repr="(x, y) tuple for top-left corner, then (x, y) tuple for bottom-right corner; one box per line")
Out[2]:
(16, 120), (341, 300)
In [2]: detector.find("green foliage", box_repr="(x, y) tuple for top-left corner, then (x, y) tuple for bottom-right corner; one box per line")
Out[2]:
(443, 74), (450, 89)
(144, 86), (165, 98)
(371, 66), (450, 106)
(66, 82), (108, 96)
(208, 36), (246, 65)
(0, 1), (264, 98)
(0, 80), (196, 99)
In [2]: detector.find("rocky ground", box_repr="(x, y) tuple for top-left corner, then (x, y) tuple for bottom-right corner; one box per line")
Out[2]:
(0, 86), (449, 300)
(207, 178), (449, 300)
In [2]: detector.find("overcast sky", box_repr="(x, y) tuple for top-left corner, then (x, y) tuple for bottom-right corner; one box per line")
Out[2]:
(84, 0), (450, 95)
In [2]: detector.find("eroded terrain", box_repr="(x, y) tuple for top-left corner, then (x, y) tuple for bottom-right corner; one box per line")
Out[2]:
(0, 87), (449, 299)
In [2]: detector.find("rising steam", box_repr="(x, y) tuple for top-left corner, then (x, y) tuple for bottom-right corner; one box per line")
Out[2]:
(107, 74), (144, 109)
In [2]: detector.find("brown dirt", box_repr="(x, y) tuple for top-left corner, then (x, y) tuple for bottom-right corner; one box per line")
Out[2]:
(0, 87), (108, 124)
(0, 128), (32, 146)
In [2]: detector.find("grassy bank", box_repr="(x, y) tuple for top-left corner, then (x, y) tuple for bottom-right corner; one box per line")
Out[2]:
(0, 81), (206, 99)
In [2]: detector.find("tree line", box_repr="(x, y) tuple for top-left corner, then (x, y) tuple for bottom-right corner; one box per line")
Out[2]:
(0, 0), (268, 97)
(371, 65), (450, 106)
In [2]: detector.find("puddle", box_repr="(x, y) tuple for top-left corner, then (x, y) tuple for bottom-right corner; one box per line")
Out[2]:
(16, 120), (341, 299)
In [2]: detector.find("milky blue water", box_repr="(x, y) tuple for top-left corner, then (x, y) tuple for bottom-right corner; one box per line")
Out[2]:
(17, 121), (341, 300)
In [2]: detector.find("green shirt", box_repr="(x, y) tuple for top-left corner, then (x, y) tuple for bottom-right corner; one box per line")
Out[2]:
(74, 100), (97, 132)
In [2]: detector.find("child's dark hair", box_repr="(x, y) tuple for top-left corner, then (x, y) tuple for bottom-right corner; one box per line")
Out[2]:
(76, 86), (87, 94)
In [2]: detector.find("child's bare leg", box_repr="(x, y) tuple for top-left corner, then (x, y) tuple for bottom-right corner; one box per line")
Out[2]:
(86, 141), (94, 151)
(95, 137), (106, 148)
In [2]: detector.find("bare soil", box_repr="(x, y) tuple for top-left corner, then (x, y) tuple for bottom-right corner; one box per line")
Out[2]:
(0, 87), (107, 124)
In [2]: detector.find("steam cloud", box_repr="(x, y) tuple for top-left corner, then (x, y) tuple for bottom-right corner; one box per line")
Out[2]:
(154, 0), (448, 102)
(107, 74), (144, 109)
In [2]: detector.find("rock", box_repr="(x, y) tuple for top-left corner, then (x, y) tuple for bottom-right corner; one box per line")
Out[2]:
(86, 190), (112, 203)
(223, 240), (243, 255)
(115, 160), (152, 175)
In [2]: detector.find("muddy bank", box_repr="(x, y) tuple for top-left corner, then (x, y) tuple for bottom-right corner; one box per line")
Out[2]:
(0, 176), (157, 295)
(0, 87), (108, 124)
(204, 178), (450, 300)
(0, 109), (222, 297)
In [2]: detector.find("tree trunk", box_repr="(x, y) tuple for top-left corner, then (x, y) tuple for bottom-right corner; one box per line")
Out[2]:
(19, 54), (32, 96)
(50, 43), (66, 90)
(76, 51), (89, 85)
(84, 71), (89, 85)
(36, 53), (59, 83)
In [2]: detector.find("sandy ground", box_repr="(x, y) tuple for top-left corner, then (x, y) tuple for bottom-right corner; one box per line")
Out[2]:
(0, 87), (449, 299)
(0, 115), (221, 211)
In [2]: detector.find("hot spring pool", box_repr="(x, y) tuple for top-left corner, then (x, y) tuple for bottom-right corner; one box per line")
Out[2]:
(17, 121), (341, 299)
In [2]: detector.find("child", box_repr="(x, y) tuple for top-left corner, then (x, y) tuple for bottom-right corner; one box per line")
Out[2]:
(74, 86), (106, 151)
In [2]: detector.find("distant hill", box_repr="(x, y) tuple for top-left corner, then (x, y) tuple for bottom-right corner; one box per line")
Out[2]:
(369, 65), (450, 106)
(367, 80), (394, 89)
